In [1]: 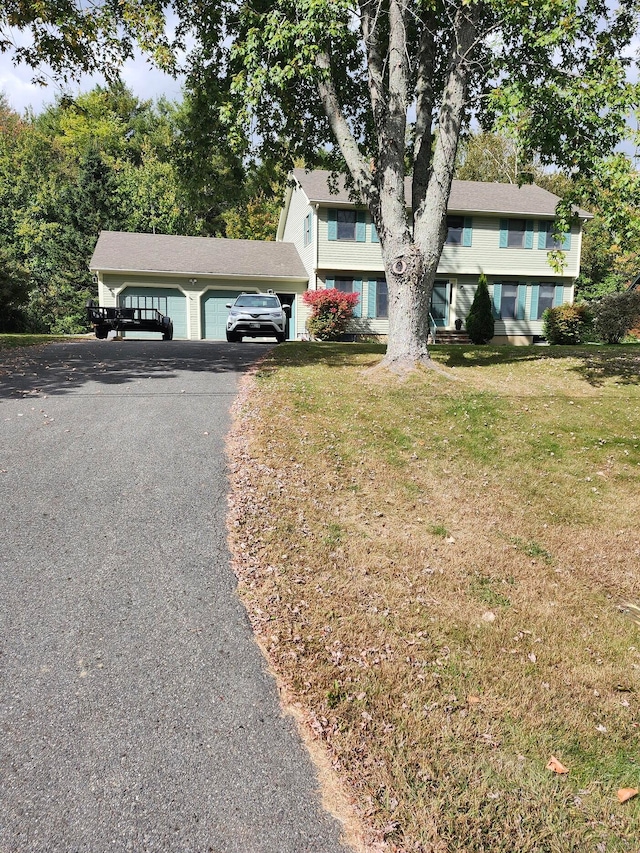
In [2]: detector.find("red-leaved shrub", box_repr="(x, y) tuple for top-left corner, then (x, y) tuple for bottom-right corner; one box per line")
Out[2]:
(302, 288), (360, 340)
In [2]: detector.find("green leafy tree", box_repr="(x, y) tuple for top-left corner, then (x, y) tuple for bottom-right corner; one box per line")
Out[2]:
(169, 91), (247, 236)
(465, 273), (494, 344)
(456, 133), (523, 184)
(0, 245), (31, 331)
(592, 290), (640, 344)
(223, 192), (280, 241)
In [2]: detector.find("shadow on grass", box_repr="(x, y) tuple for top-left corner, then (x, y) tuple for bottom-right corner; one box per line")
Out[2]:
(0, 338), (275, 400)
(434, 344), (640, 387)
(266, 341), (386, 370)
(271, 342), (640, 389)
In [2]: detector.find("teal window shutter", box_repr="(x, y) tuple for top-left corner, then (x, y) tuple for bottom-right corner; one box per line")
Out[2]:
(530, 284), (540, 320)
(353, 279), (363, 317)
(499, 220), (508, 248)
(563, 230), (572, 250)
(553, 285), (564, 307)
(371, 222), (379, 243)
(492, 283), (502, 318)
(525, 220), (534, 249)
(463, 217), (472, 247)
(325, 276), (335, 290)
(328, 209), (337, 241)
(538, 222), (548, 250)
(367, 280), (377, 318)
(356, 211), (366, 242)
(517, 284), (526, 320)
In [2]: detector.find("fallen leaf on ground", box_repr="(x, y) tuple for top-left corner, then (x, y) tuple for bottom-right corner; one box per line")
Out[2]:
(546, 756), (568, 774)
(617, 788), (638, 803)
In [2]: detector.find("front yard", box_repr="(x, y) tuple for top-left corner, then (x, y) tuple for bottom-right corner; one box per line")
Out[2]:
(227, 343), (640, 853)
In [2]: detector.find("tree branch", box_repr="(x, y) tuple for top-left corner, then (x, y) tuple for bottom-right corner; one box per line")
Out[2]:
(359, 0), (386, 133)
(315, 49), (374, 203)
(412, 6), (436, 218)
(414, 4), (478, 248)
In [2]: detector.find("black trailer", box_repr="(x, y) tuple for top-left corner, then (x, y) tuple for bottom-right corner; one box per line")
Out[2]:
(87, 300), (174, 340)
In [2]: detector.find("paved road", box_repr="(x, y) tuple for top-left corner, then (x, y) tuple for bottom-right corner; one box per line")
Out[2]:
(0, 340), (347, 853)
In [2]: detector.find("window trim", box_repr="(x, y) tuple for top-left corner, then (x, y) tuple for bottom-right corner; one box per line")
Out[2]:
(445, 215), (472, 247)
(537, 221), (572, 250)
(327, 208), (366, 242)
(499, 218), (534, 249)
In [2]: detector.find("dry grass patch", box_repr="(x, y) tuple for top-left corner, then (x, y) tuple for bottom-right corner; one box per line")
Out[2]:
(227, 343), (640, 852)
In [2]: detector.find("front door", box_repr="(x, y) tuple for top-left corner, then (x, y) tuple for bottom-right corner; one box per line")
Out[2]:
(430, 280), (451, 327)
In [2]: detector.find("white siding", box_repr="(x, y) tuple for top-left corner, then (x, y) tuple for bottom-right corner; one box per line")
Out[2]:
(316, 208), (581, 279)
(439, 216), (582, 278)
(317, 208), (385, 271)
(280, 184), (316, 279)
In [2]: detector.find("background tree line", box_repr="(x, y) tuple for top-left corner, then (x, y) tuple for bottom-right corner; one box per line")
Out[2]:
(0, 82), (284, 333)
(1, 83), (638, 334)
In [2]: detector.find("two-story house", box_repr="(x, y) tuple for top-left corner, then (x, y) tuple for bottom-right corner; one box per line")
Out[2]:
(90, 169), (590, 344)
(278, 168), (591, 344)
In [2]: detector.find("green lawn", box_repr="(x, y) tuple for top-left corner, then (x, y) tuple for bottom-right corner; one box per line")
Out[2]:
(0, 334), (76, 350)
(227, 343), (640, 853)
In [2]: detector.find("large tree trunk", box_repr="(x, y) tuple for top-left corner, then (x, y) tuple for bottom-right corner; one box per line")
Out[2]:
(381, 240), (433, 370)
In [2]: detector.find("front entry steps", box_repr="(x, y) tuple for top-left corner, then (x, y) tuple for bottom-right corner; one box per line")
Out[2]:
(431, 330), (471, 344)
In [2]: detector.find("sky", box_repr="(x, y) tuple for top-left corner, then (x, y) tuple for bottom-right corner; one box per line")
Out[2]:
(0, 44), (185, 115)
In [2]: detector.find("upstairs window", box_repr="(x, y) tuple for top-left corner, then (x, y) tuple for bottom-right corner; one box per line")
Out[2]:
(538, 221), (571, 250)
(445, 216), (472, 246)
(337, 210), (356, 240)
(303, 212), (313, 247)
(328, 209), (366, 241)
(499, 218), (534, 249)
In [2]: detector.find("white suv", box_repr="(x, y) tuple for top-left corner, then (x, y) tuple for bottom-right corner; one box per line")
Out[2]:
(226, 292), (288, 343)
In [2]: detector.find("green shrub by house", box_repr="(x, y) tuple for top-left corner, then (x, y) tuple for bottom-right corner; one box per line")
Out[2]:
(592, 290), (640, 343)
(542, 302), (591, 344)
(465, 273), (494, 344)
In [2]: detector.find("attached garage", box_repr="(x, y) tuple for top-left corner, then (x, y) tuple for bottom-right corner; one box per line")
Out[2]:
(90, 231), (309, 341)
(119, 286), (188, 340)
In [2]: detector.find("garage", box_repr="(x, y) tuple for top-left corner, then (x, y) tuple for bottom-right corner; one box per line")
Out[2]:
(119, 286), (188, 340)
(201, 290), (243, 340)
(90, 232), (308, 341)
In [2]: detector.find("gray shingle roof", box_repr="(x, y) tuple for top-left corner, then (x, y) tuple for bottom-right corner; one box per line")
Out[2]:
(90, 231), (309, 279)
(292, 168), (592, 218)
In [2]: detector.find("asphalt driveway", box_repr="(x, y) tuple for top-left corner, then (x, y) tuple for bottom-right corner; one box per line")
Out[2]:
(0, 340), (348, 852)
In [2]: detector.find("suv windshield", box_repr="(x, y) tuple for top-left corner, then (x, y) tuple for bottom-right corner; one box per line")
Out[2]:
(235, 295), (280, 309)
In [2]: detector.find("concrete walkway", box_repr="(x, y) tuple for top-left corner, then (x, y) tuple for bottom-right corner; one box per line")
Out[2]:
(0, 340), (348, 852)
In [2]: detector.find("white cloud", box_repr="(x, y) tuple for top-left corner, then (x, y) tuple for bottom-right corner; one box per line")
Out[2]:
(0, 49), (184, 114)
